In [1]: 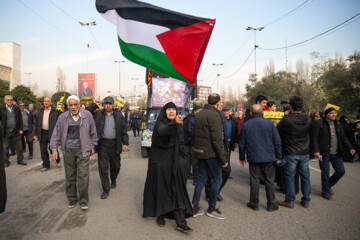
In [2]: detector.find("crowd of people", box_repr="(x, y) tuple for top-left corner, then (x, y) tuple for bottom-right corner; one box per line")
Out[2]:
(0, 93), (359, 234)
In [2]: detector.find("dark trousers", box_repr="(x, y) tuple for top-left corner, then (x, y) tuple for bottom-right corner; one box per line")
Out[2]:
(9, 139), (15, 154)
(205, 150), (231, 197)
(2, 132), (23, 164)
(22, 130), (33, 156)
(132, 124), (139, 137)
(64, 148), (90, 204)
(249, 162), (276, 207)
(319, 154), (345, 194)
(40, 130), (60, 168)
(184, 145), (199, 181)
(98, 139), (121, 193)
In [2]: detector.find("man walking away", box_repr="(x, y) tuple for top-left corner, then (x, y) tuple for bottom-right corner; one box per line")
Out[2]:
(0, 95), (26, 167)
(18, 101), (34, 159)
(192, 93), (228, 219)
(276, 96), (312, 208)
(50, 96), (98, 210)
(239, 104), (282, 211)
(313, 106), (356, 200)
(34, 97), (62, 172)
(87, 97), (129, 199)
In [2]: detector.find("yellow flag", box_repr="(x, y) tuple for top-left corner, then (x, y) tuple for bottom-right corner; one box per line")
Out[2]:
(326, 103), (340, 112)
(263, 112), (284, 119)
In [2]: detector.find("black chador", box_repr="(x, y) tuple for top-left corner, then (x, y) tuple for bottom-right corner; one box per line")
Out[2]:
(143, 102), (193, 232)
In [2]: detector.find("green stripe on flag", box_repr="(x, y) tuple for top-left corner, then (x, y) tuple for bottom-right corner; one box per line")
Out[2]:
(118, 36), (188, 83)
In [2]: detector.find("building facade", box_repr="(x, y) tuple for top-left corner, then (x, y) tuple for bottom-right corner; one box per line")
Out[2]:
(195, 85), (212, 103)
(0, 42), (21, 89)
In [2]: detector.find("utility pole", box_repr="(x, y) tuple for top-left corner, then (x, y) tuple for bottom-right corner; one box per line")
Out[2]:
(79, 21), (96, 72)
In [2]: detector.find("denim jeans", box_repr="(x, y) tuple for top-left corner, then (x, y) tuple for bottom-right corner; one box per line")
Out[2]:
(319, 154), (345, 194)
(192, 158), (222, 207)
(283, 155), (311, 203)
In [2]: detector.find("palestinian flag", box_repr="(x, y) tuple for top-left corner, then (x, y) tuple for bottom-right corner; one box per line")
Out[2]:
(96, 0), (215, 85)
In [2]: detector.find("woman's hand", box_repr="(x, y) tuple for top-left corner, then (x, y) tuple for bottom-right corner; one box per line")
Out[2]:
(175, 115), (184, 124)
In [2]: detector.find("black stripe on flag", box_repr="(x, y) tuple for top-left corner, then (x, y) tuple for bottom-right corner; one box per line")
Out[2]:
(96, 0), (209, 30)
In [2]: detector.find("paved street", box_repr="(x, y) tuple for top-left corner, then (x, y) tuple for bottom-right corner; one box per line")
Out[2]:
(1, 135), (360, 240)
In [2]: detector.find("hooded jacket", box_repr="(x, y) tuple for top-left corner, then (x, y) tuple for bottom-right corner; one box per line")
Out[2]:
(277, 112), (312, 155)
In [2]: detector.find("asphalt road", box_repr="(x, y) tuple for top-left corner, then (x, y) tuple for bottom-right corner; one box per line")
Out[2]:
(1, 135), (359, 240)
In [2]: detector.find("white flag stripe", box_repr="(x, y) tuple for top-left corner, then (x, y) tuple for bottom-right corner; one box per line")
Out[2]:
(101, 10), (169, 53)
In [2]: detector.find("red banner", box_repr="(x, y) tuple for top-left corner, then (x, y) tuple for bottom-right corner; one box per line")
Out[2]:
(78, 73), (96, 99)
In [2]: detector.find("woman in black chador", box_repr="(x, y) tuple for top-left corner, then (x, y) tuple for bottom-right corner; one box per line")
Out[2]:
(143, 102), (193, 233)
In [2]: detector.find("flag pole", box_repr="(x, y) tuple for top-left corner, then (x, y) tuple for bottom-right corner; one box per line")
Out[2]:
(180, 85), (194, 116)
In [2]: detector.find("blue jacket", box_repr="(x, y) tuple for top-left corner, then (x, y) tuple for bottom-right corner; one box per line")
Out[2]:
(239, 115), (282, 163)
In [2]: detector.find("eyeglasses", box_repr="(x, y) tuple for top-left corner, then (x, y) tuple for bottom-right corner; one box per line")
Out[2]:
(19, 105), (25, 107)
(5, 99), (12, 101)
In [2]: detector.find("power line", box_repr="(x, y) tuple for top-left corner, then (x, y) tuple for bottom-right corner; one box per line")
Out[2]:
(264, 0), (312, 27)
(223, 32), (252, 64)
(47, 0), (79, 22)
(17, 0), (83, 44)
(222, 48), (255, 79)
(259, 12), (360, 51)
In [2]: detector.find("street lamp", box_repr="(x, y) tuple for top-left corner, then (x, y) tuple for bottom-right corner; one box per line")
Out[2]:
(246, 26), (264, 77)
(24, 72), (32, 86)
(79, 21), (96, 72)
(115, 60), (125, 95)
(212, 63), (223, 93)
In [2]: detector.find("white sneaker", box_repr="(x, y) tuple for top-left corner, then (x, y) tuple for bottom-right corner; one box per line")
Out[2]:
(206, 208), (227, 219)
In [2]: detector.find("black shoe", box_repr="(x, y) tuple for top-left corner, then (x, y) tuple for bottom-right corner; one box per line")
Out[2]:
(228, 176), (233, 179)
(101, 191), (109, 199)
(4, 162), (10, 168)
(9, 153), (16, 156)
(79, 202), (89, 210)
(247, 202), (259, 211)
(111, 183), (117, 189)
(68, 200), (77, 209)
(267, 204), (279, 212)
(322, 193), (332, 200)
(28, 155), (33, 160)
(176, 225), (193, 233)
(329, 188), (334, 196)
(17, 161), (27, 166)
(156, 216), (165, 227)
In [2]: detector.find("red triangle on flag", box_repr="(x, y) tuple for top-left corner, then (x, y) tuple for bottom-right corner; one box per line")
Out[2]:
(157, 19), (215, 85)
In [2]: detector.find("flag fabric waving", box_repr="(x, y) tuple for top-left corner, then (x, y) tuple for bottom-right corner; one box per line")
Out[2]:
(96, 0), (215, 85)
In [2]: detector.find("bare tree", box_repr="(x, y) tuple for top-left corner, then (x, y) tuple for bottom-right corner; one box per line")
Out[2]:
(69, 83), (78, 95)
(42, 89), (51, 97)
(263, 59), (275, 77)
(56, 67), (66, 92)
(296, 58), (310, 83)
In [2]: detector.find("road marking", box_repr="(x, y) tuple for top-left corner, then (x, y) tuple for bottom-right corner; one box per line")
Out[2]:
(309, 166), (321, 173)
(25, 161), (42, 170)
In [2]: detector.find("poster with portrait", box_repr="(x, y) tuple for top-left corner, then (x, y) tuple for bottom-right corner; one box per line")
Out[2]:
(78, 73), (96, 100)
(151, 78), (190, 108)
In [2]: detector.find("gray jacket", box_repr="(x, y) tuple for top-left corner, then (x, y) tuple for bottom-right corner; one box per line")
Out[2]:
(50, 109), (98, 157)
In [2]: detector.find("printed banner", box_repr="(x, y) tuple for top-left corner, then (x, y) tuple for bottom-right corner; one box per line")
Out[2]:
(326, 103), (340, 111)
(151, 78), (190, 108)
(78, 73), (96, 99)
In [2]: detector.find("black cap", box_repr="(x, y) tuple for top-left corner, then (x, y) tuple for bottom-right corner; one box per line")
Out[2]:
(103, 96), (114, 104)
(222, 106), (231, 111)
(193, 105), (202, 112)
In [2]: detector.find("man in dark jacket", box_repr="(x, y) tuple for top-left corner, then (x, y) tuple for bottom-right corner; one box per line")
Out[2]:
(87, 97), (129, 199)
(239, 104), (282, 211)
(276, 96), (312, 208)
(34, 97), (62, 171)
(313, 106), (356, 200)
(183, 105), (202, 185)
(0, 135), (6, 213)
(18, 101), (34, 159)
(1, 95), (26, 167)
(192, 93), (228, 220)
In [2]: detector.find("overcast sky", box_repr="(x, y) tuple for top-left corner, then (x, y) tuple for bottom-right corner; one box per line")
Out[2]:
(1, 0), (359, 96)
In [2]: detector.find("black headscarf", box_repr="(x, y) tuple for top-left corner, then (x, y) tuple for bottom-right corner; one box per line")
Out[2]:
(339, 115), (348, 125)
(152, 102), (178, 148)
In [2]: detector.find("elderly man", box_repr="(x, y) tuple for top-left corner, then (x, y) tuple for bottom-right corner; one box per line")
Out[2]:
(18, 101), (34, 159)
(87, 96), (129, 199)
(239, 104), (282, 211)
(81, 82), (93, 98)
(50, 96), (98, 210)
(0, 95), (26, 167)
(34, 97), (62, 171)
